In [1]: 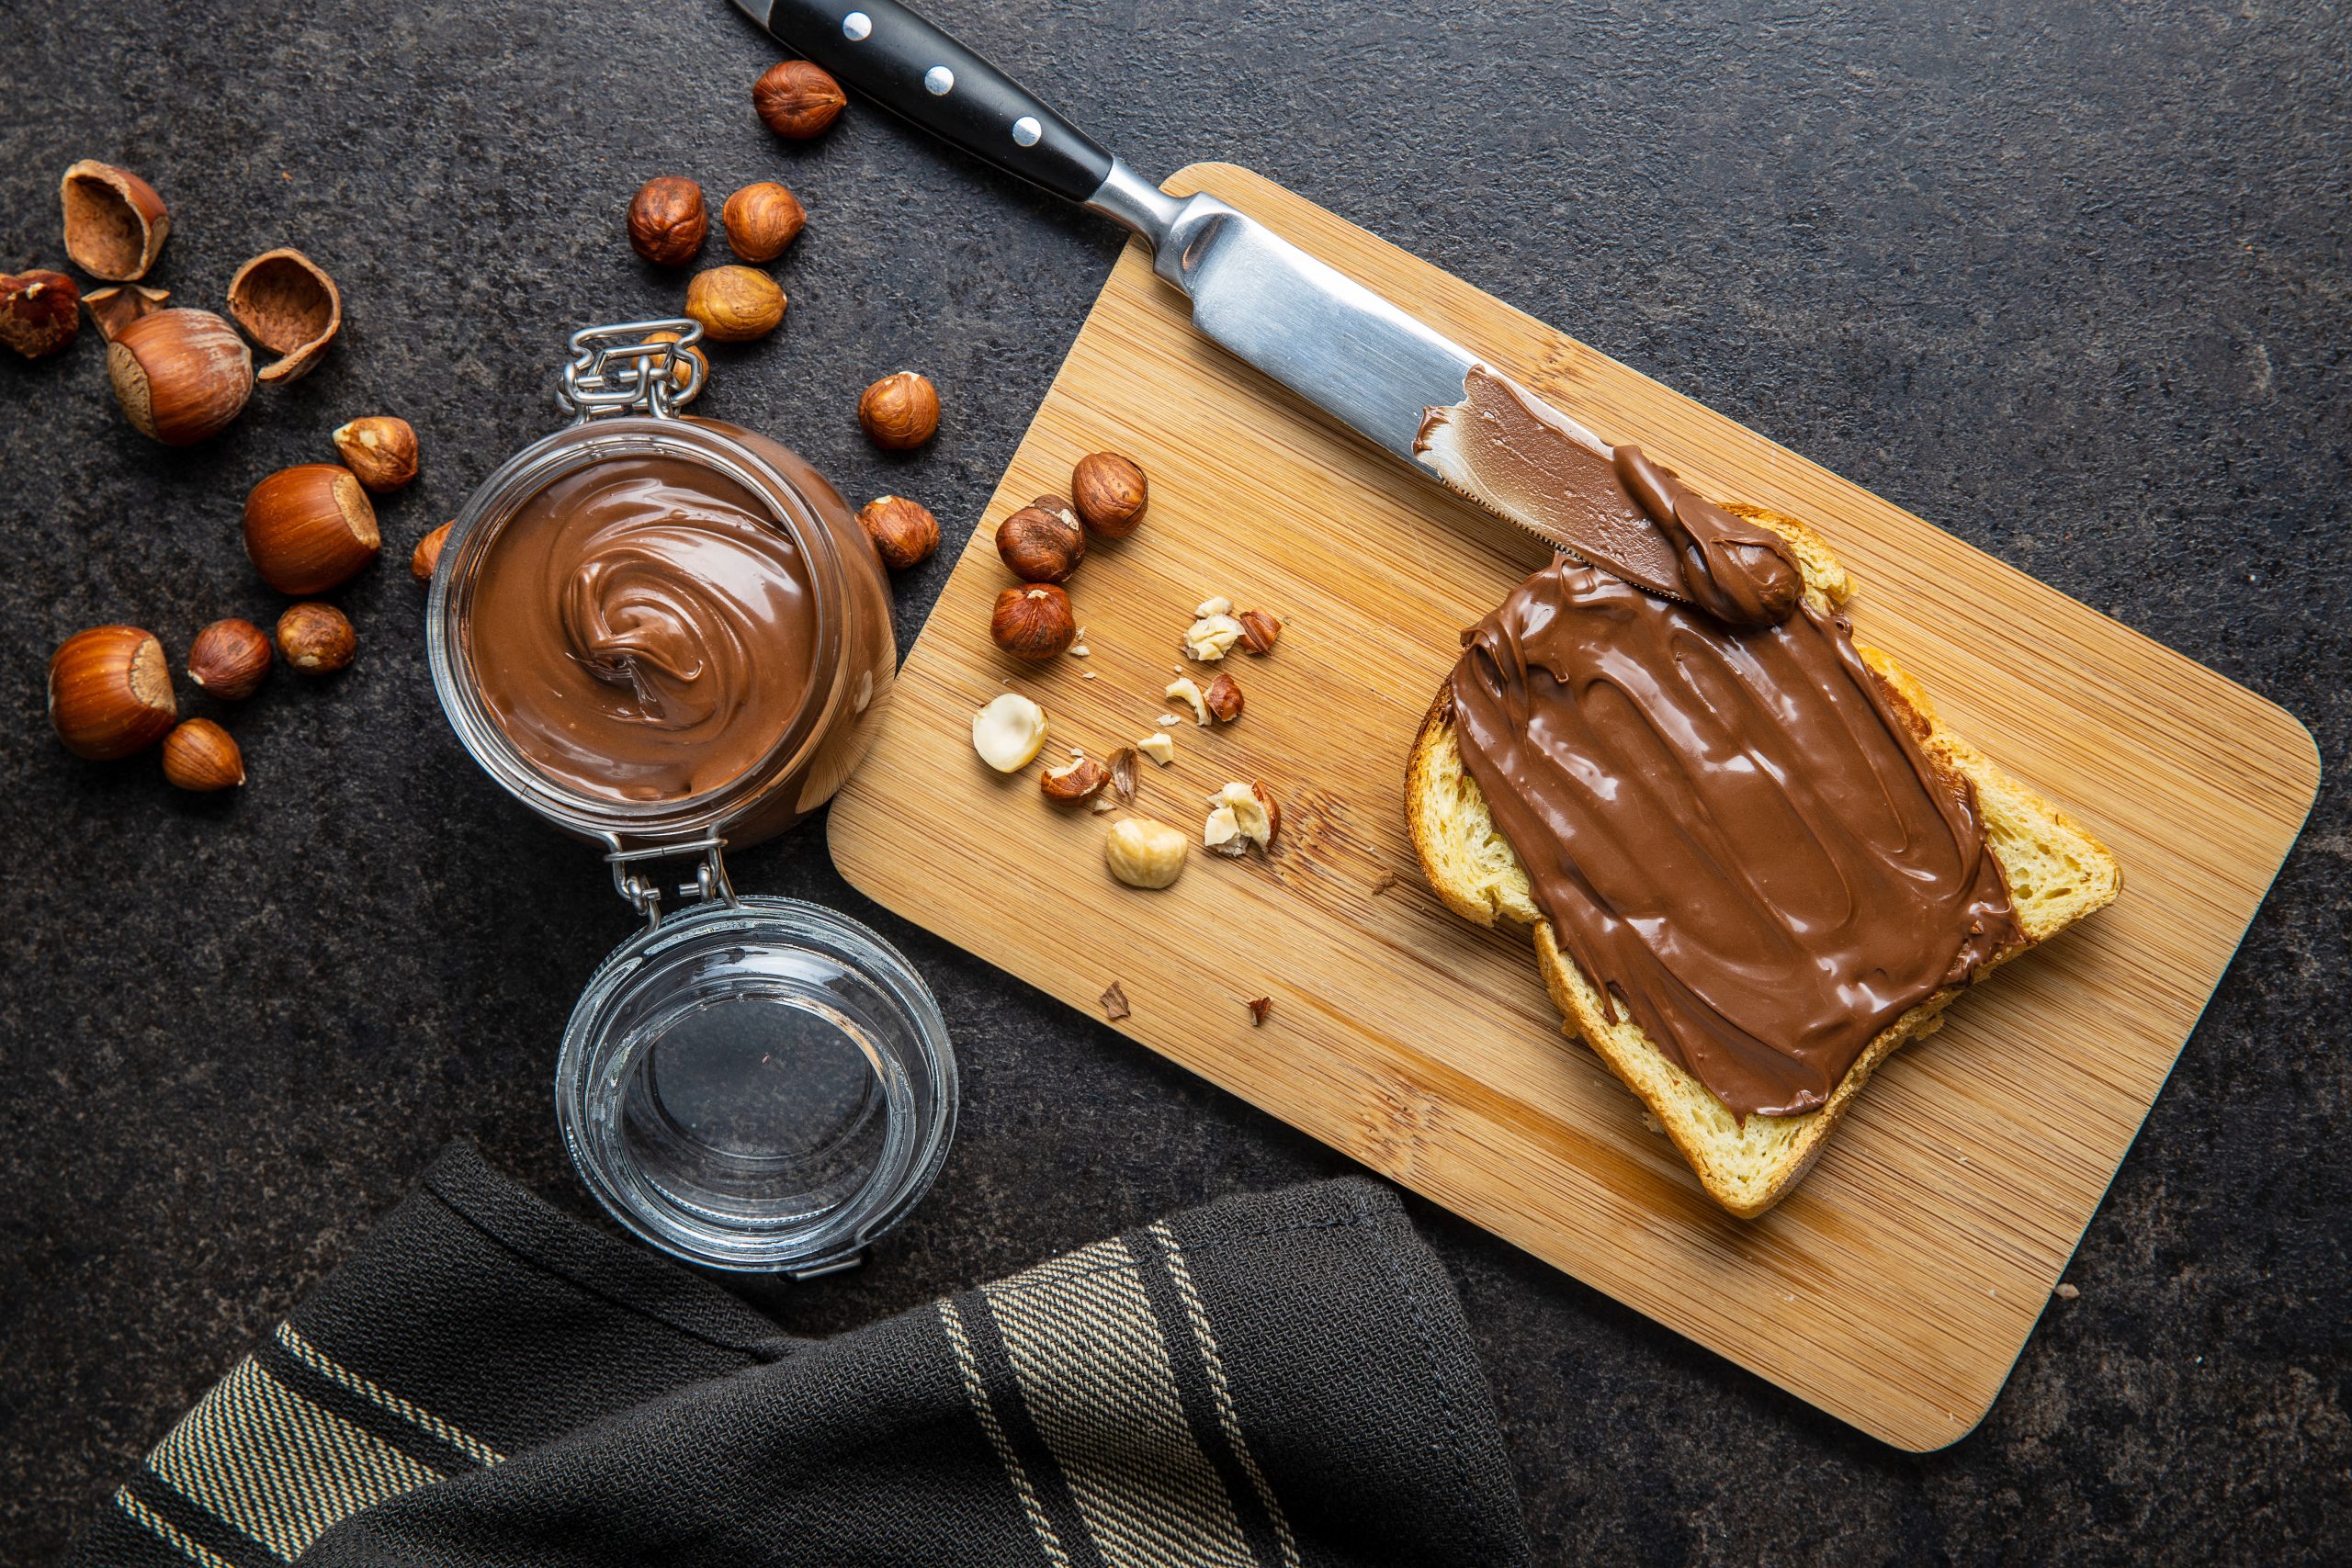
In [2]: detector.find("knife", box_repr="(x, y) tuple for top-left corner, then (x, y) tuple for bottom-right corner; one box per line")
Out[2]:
(728, 0), (1690, 598)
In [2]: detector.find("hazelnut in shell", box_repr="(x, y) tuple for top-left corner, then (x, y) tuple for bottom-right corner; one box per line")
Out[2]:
(106, 309), (254, 445)
(162, 719), (244, 793)
(59, 160), (171, 281)
(628, 176), (707, 266)
(858, 371), (939, 449)
(244, 464), (381, 594)
(187, 618), (272, 700)
(996, 500), (1086, 582)
(332, 416), (420, 492)
(722, 181), (807, 263)
(226, 248), (341, 383)
(1, 271), (80, 359)
(277, 603), (356, 673)
(857, 496), (939, 570)
(49, 626), (176, 761)
(684, 265), (786, 342)
(990, 583), (1077, 661)
(753, 60), (848, 138)
(412, 521), (454, 582)
(1070, 452), (1148, 537)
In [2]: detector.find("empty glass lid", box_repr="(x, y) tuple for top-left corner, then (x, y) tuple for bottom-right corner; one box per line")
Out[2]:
(556, 896), (955, 1275)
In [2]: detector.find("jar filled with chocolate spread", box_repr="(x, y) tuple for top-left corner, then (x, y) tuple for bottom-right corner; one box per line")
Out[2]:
(426, 321), (953, 1276)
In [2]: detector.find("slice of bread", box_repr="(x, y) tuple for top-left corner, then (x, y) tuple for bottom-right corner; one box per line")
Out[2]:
(1406, 506), (2121, 1216)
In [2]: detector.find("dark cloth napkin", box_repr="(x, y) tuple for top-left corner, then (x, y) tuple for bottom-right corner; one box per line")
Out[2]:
(68, 1143), (1532, 1567)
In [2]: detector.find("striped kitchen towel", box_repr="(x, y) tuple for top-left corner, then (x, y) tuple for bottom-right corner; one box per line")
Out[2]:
(67, 1143), (1532, 1567)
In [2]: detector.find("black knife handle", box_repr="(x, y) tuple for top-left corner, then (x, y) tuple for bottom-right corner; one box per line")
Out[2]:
(753, 1), (1114, 205)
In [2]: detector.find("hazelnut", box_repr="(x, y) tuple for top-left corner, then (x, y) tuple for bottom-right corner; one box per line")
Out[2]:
(1247, 996), (1273, 1026)
(996, 502), (1086, 582)
(1182, 610), (1246, 661)
(106, 309), (254, 445)
(722, 181), (807, 263)
(1106, 746), (1139, 804)
(1204, 781), (1280, 855)
(1164, 676), (1211, 727)
(161, 719), (244, 793)
(59, 160), (171, 281)
(1237, 607), (1283, 655)
(244, 464), (380, 594)
(1040, 756), (1110, 804)
(643, 329), (709, 393)
(971, 692), (1048, 773)
(858, 371), (939, 449)
(226, 248), (341, 383)
(277, 603), (356, 673)
(412, 521), (454, 583)
(1, 270), (80, 359)
(628, 175), (707, 266)
(1203, 671), (1244, 723)
(857, 496), (940, 570)
(332, 416), (420, 493)
(82, 283), (168, 343)
(684, 265), (786, 342)
(753, 59), (848, 139)
(1070, 452), (1148, 536)
(1105, 817), (1188, 889)
(187, 618), (272, 700)
(991, 584), (1077, 660)
(48, 626), (176, 760)
(1136, 732), (1176, 765)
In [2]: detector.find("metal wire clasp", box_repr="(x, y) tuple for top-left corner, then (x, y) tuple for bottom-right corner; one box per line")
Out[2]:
(557, 319), (707, 423)
(602, 834), (740, 932)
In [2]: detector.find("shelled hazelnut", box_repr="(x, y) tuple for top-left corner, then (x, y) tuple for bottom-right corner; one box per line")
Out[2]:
(277, 603), (356, 673)
(857, 496), (939, 570)
(1105, 818), (1188, 889)
(332, 416), (419, 493)
(1040, 756), (1109, 804)
(991, 584), (1077, 660)
(684, 265), (786, 342)
(106, 309), (253, 445)
(1070, 452), (1148, 536)
(996, 498), (1086, 582)
(244, 464), (380, 594)
(412, 522), (453, 582)
(628, 176), (707, 266)
(753, 60), (847, 139)
(187, 618), (272, 700)
(971, 692), (1048, 773)
(48, 626), (175, 760)
(722, 181), (806, 262)
(643, 329), (708, 392)
(1, 271), (80, 359)
(161, 719), (244, 792)
(858, 371), (938, 449)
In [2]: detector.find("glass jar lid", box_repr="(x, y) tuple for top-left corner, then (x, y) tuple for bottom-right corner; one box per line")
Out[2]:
(555, 890), (956, 1276)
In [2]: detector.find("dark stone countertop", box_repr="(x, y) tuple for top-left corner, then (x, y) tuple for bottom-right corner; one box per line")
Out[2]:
(3, 2), (2345, 1562)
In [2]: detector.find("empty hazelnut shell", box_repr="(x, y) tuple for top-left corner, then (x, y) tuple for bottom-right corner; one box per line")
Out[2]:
(59, 161), (171, 281)
(227, 247), (342, 383)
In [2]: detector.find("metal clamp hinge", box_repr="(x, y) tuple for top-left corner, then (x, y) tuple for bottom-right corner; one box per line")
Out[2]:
(558, 319), (707, 423)
(602, 834), (739, 932)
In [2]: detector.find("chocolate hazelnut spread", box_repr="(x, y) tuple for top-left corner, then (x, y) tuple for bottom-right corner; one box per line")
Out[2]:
(1416, 367), (1803, 627)
(470, 454), (819, 803)
(1446, 557), (2021, 1120)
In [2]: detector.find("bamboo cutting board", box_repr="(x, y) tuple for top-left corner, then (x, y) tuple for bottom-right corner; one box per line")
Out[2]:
(829, 164), (2320, 1448)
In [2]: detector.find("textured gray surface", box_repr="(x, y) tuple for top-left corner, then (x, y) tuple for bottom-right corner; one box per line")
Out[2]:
(2, 0), (2345, 1562)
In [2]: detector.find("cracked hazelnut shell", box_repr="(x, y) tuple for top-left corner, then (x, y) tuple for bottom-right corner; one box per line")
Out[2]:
(858, 371), (939, 449)
(628, 176), (707, 266)
(227, 248), (341, 383)
(991, 583), (1076, 660)
(753, 60), (847, 139)
(49, 626), (177, 760)
(1, 271), (80, 359)
(722, 181), (807, 263)
(107, 309), (254, 445)
(59, 160), (170, 281)
(243, 464), (380, 594)
(82, 283), (168, 342)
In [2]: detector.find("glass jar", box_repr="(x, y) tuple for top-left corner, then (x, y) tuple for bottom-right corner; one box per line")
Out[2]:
(425, 321), (953, 1275)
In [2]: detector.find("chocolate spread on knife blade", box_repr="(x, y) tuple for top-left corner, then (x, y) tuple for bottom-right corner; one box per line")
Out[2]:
(1414, 367), (1804, 627)
(1446, 558), (2020, 1119)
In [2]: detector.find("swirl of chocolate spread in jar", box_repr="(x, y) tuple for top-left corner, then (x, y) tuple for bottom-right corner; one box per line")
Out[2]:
(1445, 557), (2021, 1119)
(1416, 367), (1803, 627)
(470, 455), (818, 803)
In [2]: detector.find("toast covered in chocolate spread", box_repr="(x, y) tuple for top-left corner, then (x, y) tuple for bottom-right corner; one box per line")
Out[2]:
(1406, 505), (2120, 1217)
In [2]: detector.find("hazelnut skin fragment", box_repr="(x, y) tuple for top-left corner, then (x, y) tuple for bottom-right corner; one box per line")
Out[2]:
(187, 618), (272, 700)
(991, 584), (1077, 660)
(412, 522), (454, 583)
(858, 496), (940, 570)
(1203, 671), (1244, 723)
(628, 176), (707, 267)
(1040, 756), (1110, 804)
(1237, 608), (1282, 655)
(684, 265), (786, 342)
(162, 719), (244, 792)
(1070, 452), (1148, 537)
(277, 603), (356, 673)
(243, 464), (381, 594)
(996, 501), (1086, 582)
(858, 371), (939, 449)
(753, 60), (848, 138)
(1, 271), (80, 359)
(48, 626), (176, 760)
(332, 416), (419, 493)
(722, 181), (807, 263)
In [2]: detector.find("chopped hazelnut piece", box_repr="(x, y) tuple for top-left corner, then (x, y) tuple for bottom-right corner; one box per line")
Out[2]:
(1165, 676), (1211, 727)
(1136, 733), (1176, 764)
